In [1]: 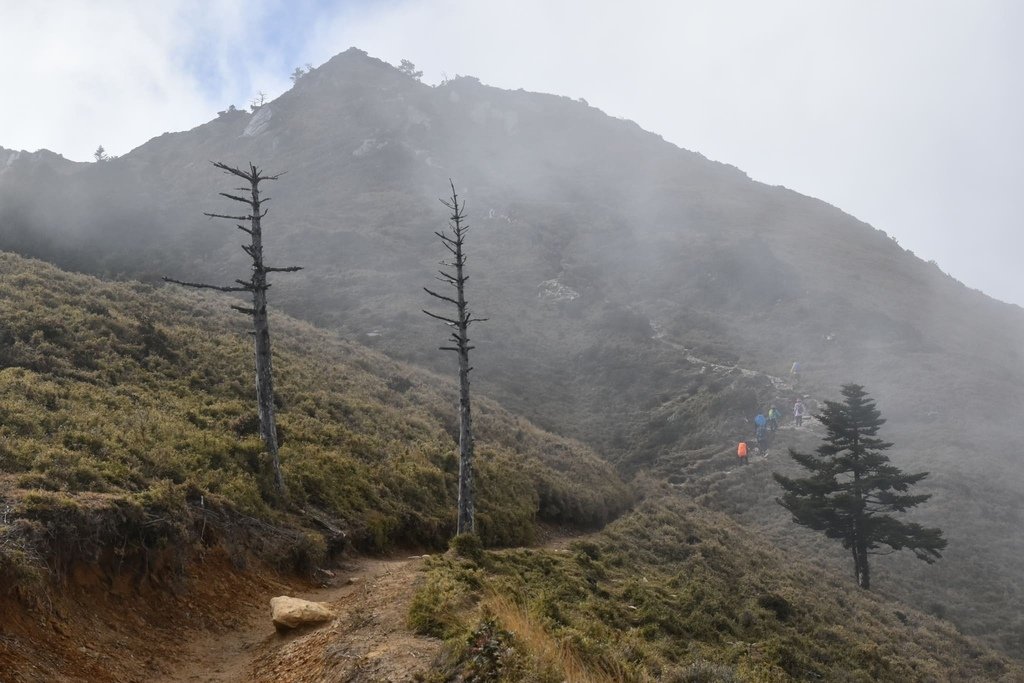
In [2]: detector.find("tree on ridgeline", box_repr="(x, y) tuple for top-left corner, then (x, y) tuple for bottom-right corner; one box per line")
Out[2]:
(250, 91), (268, 111)
(164, 161), (301, 499)
(398, 59), (423, 80)
(774, 383), (946, 589)
(424, 180), (486, 536)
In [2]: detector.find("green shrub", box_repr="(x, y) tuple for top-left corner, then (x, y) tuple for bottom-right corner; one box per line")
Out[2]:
(449, 533), (484, 563)
(408, 562), (474, 639)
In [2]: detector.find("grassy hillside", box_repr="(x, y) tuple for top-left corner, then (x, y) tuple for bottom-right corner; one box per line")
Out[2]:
(0, 234), (1016, 680)
(0, 251), (630, 595)
(410, 495), (1022, 682)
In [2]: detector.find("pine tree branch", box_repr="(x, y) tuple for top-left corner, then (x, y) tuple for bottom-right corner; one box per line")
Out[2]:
(423, 287), (459, 306)
(434, 231), (458, 246)
(162, 277), (249, 293)
(205, 211), (251, 221)
(423, 310), (459, 325)
(212, 161), (283, 183)
(219, 192), (255, 205)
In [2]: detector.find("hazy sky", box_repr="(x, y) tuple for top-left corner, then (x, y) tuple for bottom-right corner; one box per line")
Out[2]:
(2, 1), (1022, 306)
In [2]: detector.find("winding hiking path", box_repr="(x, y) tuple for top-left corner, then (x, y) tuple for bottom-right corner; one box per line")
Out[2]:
(152, 528), (592, 683)
(155, 556), (440, 683)
(150, 336), (815, 683)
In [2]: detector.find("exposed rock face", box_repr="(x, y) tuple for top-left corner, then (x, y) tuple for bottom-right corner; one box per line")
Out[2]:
(270, 596), (334, 630)
(242, 105), (273, 137)
(537, 278), (579, 303)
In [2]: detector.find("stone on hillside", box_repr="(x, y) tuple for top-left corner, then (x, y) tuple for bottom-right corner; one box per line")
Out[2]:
(270, 596), (334, 630)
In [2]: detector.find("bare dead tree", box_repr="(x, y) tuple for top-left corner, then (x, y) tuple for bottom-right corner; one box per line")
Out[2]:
(164, 161), (300, 499)
(424, 180), (487, 536)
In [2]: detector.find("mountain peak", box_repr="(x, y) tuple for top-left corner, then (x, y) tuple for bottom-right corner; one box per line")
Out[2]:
(310, 46), (409, 86)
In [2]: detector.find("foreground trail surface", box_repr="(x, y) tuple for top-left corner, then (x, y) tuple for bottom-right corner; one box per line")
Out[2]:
(158, 556), (440, 683)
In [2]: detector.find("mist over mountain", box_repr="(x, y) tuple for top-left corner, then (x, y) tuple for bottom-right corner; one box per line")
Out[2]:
(3, 47), (1024, 655)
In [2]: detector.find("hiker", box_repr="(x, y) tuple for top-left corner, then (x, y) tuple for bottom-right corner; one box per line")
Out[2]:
(790, 361), (801, 386)
(793, 398), (805, 427)
(754, 412), (767, 435)
(737, 441), (748, 465)
(768, 405), (780, 433)
(756, 431), (769, 457)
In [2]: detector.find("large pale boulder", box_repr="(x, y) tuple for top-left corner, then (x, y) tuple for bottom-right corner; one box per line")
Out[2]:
(270, 596), (334, 630)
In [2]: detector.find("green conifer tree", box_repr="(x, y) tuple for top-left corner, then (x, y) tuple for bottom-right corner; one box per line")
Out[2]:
(774, 384), (946, 589)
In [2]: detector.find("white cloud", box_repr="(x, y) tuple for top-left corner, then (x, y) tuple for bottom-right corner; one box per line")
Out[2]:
(0, 1), (294, 160)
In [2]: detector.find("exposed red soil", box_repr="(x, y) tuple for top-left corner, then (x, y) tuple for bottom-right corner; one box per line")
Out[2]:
(0, 548), (434, 683)
(0, 525), (594, 682)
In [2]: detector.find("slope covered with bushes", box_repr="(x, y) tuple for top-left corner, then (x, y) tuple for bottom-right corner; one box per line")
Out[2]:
(0, 252), (630, 590)
(411, 495), (1022, 682)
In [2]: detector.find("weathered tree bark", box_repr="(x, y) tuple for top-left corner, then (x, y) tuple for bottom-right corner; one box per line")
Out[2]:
(164, 161), (300, 499)
(851, 442), (871, 589)
(858, 541), (870, 589)
(455, 290), (475, 535)
(424, 180), (486, 536)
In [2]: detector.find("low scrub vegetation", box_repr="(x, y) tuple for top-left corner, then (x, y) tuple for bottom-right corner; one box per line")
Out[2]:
(0, 253), (631, 588)
(411, 495), (1022, 682)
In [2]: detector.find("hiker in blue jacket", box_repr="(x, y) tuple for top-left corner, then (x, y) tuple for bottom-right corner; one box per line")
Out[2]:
(754, 412), (767, 441)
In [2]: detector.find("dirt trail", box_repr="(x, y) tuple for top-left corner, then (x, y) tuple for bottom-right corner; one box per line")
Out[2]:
(654, 332), (794, 393)
(155, 555), (441, 683)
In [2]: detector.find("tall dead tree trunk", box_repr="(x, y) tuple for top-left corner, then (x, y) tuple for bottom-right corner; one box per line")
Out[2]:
(424, 180), (486, 536)
(164, 161), (300, 499)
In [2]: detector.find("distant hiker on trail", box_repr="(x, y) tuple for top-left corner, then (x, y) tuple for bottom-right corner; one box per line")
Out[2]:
(790, 361), (801, 385)
(756, 430), (769, 458)
(768, 406), (780, 433)
(737, 441), (748, 466)
(793, 399), (805, 427)
(754, 412), (768, 456)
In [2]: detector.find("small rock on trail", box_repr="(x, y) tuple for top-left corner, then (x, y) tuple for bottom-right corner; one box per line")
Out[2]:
(270, 596), (334, 631)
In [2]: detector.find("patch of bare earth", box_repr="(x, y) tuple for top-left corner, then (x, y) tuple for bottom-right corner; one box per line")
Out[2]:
(161, 556), (441, 683)
(0, 550), (289, 683)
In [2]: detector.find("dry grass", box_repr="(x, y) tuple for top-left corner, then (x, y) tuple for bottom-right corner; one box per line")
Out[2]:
(413, 496), (1024, 682)
(0, 252), (631, 584)
(482, 592), (630, 683)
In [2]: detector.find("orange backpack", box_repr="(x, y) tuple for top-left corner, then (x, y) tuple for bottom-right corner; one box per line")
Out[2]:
(737, 442), (748, 457)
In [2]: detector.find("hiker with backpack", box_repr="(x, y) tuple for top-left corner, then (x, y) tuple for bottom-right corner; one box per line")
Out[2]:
(768, 405), (780, 433)
(753, 411), (768, 456)
(793, 398), (805, 427)
(756, 430), (769, 458)
(737, 441), (748, 466)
